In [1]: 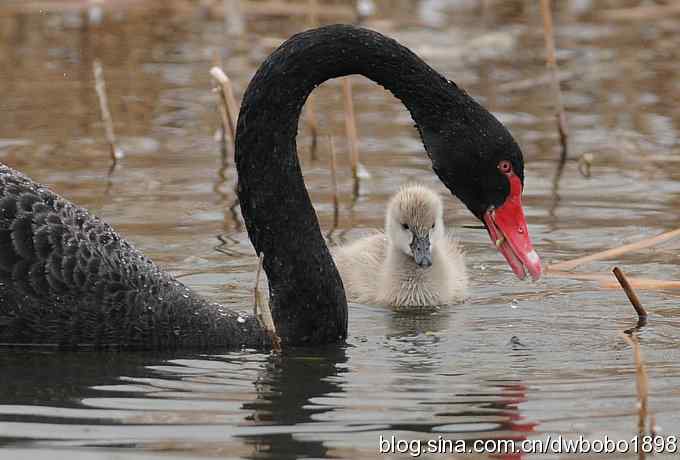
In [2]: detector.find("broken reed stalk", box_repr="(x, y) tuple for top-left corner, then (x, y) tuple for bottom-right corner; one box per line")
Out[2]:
(341, 78), (361, 197)
(539, 0), (569, 162)
(214, 98), (230, 160)
(621, 332), (649, 443)
(211, 53), (229, 161)
(613, 267), (648, 318)
(547, 227), (680, 272)
(577, 153), (594, 178)
(209, 67), (238, 145)
(93, 60), (122, 167)
(328, 136), (339, 228)
(253, 252), (281, 352)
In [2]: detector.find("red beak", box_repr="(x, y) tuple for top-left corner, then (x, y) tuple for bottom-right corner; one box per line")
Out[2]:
(482, 174), (542, 281)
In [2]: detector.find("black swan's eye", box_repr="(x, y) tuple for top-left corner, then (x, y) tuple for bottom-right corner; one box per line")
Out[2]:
(498, 160), (512, 174)
(402, 223), (409, 230)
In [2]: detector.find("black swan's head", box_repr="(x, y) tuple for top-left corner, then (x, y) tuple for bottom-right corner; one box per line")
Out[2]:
(417, 86), (541, 281)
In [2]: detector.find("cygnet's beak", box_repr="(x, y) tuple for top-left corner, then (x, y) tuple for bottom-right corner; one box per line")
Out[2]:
(410, 235), (432, 267)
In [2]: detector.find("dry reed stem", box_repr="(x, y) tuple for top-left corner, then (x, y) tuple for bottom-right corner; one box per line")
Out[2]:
(93, 60), (122, 166)
(539, 0), (568, 161)
(547, 228), (680, 272)
(210, 67), (238, 143)
(599, 4), (680, 22)
(211, 54), (230, 160)
(621, 332), (649, 443)
(547, 270), (680, 290)
(613, 267), (648, 318)
(253, 252), (281, 352)
(329, 136), (339, 228)
(341, 78), (360, 197)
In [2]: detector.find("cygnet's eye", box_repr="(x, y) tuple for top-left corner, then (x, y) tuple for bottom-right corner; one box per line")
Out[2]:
(431, 223), (435, 229)
(401, 223), (409, 230)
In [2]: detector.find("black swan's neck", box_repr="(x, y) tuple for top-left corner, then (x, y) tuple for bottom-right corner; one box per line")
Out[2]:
(239, 26), (461, 143)
(236, 25), (484, 346)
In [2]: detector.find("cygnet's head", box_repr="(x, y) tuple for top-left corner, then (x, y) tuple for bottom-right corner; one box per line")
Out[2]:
(385, 184), (445, 268)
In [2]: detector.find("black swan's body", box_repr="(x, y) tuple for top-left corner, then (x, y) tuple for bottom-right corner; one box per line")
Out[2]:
(0, 166), (264, 349)
(0, 25), (540, 350)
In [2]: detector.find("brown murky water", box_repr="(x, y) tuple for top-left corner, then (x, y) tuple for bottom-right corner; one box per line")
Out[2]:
(1, 1), (680, 459)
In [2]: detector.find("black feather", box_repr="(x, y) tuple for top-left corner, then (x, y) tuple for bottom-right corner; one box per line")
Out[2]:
(18, 193), (40, 213)
(0, 196), (18, 222)
(29, 262), (50, 297)
(0, 229), (19, 271)
(10, 214), (35, 259)
(33, 226), (52, 260)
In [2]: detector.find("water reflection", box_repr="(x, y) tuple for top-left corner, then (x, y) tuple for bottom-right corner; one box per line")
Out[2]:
(0, 351), (158, 409)
(241, 348), (349, 459)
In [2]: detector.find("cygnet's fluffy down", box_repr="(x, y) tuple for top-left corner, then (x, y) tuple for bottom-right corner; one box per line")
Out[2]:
(333, 184), (468, 307)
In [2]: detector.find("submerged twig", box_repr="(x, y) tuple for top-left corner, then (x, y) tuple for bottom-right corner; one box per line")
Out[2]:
(253, 253), (281, 352)
(620, 332), (649, 449)
(329, 136), (339, 229)
(613, 267), (648, 319)
(210, 67), (239, 147)
(93, 60), (123, 169)
(539, 0), (568, 162)
(342, 78), (361, 198)
(547, 227), (680, 272)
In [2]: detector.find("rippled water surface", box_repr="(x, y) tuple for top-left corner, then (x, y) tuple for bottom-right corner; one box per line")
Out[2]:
(1, 1), (680, 458)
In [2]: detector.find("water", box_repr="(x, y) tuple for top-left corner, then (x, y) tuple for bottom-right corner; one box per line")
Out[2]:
(1, 1), (680, 458)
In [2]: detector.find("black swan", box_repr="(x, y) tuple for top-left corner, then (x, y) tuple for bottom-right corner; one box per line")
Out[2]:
(0, 25), (541, 350)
